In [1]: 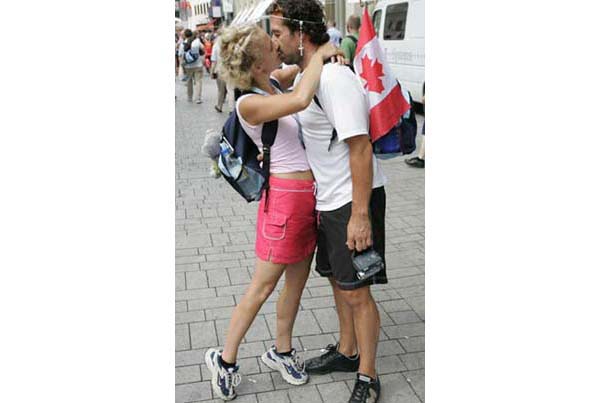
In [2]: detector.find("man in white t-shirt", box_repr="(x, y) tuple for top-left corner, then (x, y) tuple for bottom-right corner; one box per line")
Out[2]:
(269, 1), (387, 402)
(182, 29), (205, 104)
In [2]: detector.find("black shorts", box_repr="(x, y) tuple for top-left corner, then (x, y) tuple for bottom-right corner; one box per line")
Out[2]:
(315, 187), (387, 290)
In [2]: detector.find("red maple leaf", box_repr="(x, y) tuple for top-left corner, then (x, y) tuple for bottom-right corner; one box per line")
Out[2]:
(359, 55), (385, 93)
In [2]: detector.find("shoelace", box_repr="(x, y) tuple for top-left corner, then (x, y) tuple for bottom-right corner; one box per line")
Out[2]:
(350, 380), (370, 402)
(225, 370), (242, 389)
(291, 351), (305, 372)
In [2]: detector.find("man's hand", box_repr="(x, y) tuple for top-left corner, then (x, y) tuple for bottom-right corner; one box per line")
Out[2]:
(346, 213), (372, 252)
(345, 135), (373, 253)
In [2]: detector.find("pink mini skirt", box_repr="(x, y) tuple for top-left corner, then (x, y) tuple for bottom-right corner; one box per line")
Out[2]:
(255, 177), (317, 264)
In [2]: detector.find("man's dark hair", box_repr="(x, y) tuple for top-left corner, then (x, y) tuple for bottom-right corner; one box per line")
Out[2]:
(183, 29), (195, 51)
(267, 0), (329, 46)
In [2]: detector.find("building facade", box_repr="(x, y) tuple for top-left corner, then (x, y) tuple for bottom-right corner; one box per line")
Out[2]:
(177, 0), (226, 29)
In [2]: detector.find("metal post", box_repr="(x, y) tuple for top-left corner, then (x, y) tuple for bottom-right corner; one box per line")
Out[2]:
(336, 0), (346, 36)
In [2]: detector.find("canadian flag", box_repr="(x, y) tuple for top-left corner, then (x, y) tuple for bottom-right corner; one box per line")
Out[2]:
(354, 7), (411, 142)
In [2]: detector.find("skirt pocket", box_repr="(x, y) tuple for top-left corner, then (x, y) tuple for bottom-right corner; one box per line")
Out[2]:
(262, 213), (287, 241)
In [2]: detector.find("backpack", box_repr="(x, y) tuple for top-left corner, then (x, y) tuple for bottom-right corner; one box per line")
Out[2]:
(184, 49), (199, 64)
(217, 80), (281, 202)
(312, 66), (415, 158)
(183, 39), (205, 64)
(372, 88), (417, 158)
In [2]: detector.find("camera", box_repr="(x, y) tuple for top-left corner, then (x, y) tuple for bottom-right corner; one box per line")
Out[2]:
(352, 248), (384, 280)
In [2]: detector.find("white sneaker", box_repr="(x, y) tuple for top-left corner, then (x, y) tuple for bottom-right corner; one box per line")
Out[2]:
(204, 348), (241, 401)
(261, 346), (308, 385)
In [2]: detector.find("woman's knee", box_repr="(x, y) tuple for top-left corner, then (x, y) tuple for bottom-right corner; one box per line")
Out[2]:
(248, 281), (277, 304)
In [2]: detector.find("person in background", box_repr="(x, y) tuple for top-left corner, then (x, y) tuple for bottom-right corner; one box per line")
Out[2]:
(177, 28), (187, 80)
(210, 32), (227, 113)
(203, 33), (213, 74)
(405, 85), (425, 168)
(182, 29), (205, 104)
(327, 20), (342, 47)
(195, 23), (204, 38)
(175, 32), (179, 77)
(341, 15), (360, 63)
(175, 25), (184, 77)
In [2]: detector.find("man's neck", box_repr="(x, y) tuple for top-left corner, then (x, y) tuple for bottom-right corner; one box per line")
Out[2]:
(299, 43), (318, 72)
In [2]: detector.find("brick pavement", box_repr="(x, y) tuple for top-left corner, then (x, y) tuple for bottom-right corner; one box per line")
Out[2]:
(175, 75), (425, 403)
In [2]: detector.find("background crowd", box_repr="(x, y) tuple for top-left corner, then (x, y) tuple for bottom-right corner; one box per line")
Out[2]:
(176, 23), (218, 104)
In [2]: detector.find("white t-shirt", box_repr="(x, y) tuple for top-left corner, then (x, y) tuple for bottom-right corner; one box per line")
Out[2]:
(293, 63), (387, 211)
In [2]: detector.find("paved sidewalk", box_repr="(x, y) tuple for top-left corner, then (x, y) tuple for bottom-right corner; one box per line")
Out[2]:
(175, 75), (425, 403)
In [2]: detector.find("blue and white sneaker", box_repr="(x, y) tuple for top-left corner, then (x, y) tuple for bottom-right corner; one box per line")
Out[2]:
(205, 348), (241, 401)
(261, 346), (308, 385)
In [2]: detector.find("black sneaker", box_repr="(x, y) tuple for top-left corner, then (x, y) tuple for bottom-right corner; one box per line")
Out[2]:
(304, 343), (360, 374)
(405, 157), (425, 168)
(348, 373), (381, 403)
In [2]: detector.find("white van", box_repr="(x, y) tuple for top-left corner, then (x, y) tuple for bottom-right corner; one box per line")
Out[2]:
(372, 0), (425, 104)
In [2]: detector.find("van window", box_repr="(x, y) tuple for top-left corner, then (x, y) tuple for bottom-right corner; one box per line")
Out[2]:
(372, 10), (382, 37)
(383, 2), (409, 40)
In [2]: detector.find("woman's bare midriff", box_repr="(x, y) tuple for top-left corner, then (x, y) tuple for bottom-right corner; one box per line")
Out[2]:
(271, 170), (314, 181)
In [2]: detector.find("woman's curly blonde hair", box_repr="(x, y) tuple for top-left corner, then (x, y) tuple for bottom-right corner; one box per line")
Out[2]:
(218, 24), (266, 90)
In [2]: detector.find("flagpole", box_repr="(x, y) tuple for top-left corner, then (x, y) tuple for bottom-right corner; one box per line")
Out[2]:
(335, 0), (345, 37)
(358, 0), (376, 22)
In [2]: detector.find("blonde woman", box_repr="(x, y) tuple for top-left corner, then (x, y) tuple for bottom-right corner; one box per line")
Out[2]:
(204, 23), (342, 400)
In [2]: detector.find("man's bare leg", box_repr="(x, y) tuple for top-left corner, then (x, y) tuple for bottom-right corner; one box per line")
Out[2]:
(339, 286), (380, 378)
(330, 278), (358, 357)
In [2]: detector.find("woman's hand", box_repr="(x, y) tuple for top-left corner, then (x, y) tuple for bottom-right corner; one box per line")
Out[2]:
(316, 42), (345, 64)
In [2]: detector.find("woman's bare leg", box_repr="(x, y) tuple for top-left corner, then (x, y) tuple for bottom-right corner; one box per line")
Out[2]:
(221, 258), (285, 363)
(274, 254), (312, 352)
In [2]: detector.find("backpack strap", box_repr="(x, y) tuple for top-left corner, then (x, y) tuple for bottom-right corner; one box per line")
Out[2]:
(312, 63), (356, 151)
(269, 77), (283, 93)
(260, 119), (278, 211)
(312, 95), (337, 152)
(260, 120), (278, 178)
(345, 35), (358, 45)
